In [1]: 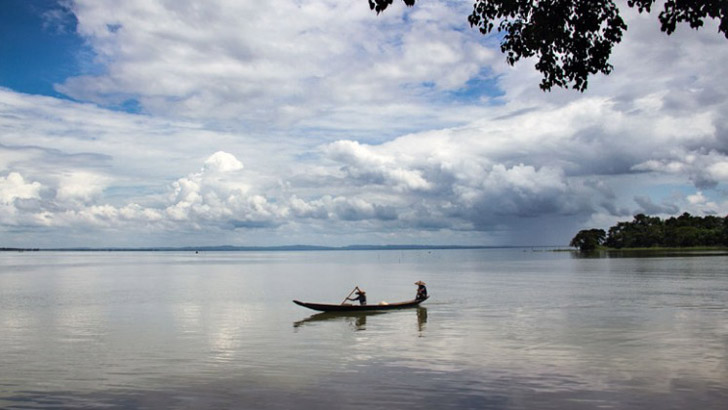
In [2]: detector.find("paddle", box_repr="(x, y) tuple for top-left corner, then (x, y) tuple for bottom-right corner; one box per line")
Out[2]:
(341, 286), (360, 305)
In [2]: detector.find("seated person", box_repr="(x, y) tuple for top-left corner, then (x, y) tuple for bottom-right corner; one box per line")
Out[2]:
(347, 289), (367, 305)
(415, 281), (427, 301)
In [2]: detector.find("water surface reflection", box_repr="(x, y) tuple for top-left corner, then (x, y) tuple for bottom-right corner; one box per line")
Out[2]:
(293, 307), (428, 332)
(1, 250), (727, 409)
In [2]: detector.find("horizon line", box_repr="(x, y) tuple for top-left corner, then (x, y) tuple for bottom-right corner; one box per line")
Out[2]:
(1, 244), (566, 252)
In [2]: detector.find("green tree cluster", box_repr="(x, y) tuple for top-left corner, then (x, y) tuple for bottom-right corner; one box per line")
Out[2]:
(571, 213), (728, 251)
(569, 228), (606, 251)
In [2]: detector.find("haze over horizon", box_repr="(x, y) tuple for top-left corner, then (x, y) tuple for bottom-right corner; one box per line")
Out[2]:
(1, 0), (727, 248)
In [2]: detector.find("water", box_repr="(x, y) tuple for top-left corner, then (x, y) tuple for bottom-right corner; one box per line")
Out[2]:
(1, 249), (727, 409)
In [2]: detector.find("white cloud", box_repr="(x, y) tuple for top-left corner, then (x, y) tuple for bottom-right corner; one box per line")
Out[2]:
(2, 1), (728, 247)
(633, 150), (728, 189)
(707, 162), (728, 181)
(324, 140), (432, 191)
(56, 171), (111, 204)
(0, 172), (42, 204)
(55, 0), (495, 133)
(164, 151), (281, 228)
(0, 172), (44, 227)
(687, 191), (707, 205)
(203, 151), (244, 173)
(683, 191), (725, 216)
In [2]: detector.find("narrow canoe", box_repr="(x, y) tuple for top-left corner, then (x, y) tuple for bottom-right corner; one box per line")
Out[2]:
(293, 296), (429, 312)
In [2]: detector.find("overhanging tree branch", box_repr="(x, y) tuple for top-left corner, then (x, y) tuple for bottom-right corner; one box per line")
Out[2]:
(369, 0), (728, 91)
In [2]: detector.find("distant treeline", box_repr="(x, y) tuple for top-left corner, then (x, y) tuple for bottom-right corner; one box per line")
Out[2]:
(571, 213), (728, 251)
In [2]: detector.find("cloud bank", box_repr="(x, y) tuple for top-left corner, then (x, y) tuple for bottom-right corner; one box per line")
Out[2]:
(1, 1), (727, 247)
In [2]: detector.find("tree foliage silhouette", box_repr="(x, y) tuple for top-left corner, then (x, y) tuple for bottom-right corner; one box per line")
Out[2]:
(369, 0), (728, 91)
(570, 228), (606, 251)
(575, 213), (728, 249)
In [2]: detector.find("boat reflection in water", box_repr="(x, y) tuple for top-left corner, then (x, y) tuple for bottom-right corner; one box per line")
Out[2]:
(416, 306), (427, 333)
(294, 307), (428, 332)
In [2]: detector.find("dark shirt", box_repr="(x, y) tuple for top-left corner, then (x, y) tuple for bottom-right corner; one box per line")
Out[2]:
(416, 285), (428, 300)
(349, 294), (367, 305)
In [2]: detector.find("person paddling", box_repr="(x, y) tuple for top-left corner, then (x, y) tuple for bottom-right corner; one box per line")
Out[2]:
(415, 281), (427, 301)
(347, 288), (367, 305)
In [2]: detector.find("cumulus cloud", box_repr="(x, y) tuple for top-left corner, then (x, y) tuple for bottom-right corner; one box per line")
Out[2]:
(472, 164), (580, 217)
(320, 135), (594, 231)
(164, 151), (282, 228)
(203, 151), (244, 173)
(325, 140), (431, 191)
(289, 195), (398, 222)
(681, 191), (725, 215)
(55, 0), (495, 133)
(634, 195), (680, 215)
(0, 172), (42, 204)
(0, 172), (44, 227)
(56, 171), (111, 204)
(2, 1), (728, 247)
(633, 150), (728, 189)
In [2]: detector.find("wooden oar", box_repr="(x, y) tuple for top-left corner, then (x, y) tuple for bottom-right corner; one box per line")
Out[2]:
(341, 286), (359, 305)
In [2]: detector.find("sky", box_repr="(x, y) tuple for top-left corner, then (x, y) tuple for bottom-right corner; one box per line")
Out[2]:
(1, 0), (727, 248)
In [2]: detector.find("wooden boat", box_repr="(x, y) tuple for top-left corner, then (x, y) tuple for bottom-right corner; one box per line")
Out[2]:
(293, 296), (429, 312)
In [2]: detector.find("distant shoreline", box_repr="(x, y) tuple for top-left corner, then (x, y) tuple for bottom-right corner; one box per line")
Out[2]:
(0, 245), (561, 252)
(600, 246), (728, 251)
(570, 246), (728, 257)
(595, 246), (728, 253)
(4, 245), (727, 253)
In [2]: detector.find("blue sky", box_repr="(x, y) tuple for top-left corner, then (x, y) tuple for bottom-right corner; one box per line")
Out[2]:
(0, 1), (87, 97)
(1, 0), (727, 248)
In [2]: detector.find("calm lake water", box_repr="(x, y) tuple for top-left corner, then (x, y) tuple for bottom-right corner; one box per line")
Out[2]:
(1, 249), (727, 409)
